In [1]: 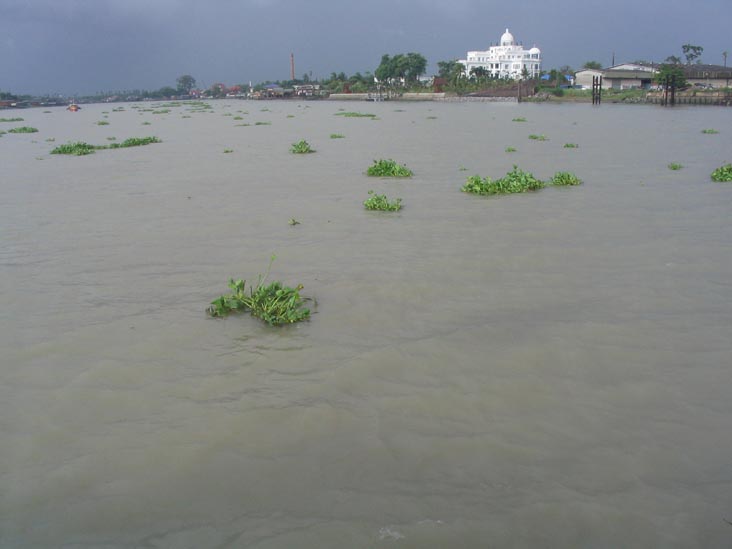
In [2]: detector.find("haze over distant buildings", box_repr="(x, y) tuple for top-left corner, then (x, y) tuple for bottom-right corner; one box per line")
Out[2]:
(1, 0), (729, 95)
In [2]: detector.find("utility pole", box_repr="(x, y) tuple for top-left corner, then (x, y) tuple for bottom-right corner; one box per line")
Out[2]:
(290, 53), (295, 81)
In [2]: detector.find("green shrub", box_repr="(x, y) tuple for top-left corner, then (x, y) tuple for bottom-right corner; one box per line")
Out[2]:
(290, 139), (315, 154)
(711, 163), (732, 181)
(207, 257), (310, 326)
(461, 165), (544, 195)
(364, 190), (403, 211)
(549, 171), (582, 186)
(366, 159), (413, 177)
(8, 126), (38, 133)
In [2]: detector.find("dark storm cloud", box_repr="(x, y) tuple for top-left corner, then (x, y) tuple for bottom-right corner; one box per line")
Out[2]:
(1, 0), (729, 95)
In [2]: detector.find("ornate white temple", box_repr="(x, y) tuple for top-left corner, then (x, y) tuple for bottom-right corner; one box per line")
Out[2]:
(459, 29), (542, 80)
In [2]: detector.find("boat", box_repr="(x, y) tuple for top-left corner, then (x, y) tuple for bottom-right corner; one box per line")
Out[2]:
(67, 103), (81, 112)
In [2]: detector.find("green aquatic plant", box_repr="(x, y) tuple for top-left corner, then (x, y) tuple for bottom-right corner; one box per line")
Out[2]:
(0, 117), (24, 122)
(152, 109), (170, 114)
(667, 162), (683, 171)
(364, 190), (403, 211)
(45, 137), (56, 142)
(106, 136), (117, 141)
(290, 139), (315, 154)
(711, 163), (732, 182)
(51, 136), (161, 155)
(461, 165), (544, 196)
(233, 116), (244, 120)
(528, 134), (548, 141)
(549, 171), (583, 186)
(106, 136), (161, 148)
(50, 142), (97, 155)
(207, 256), (311, 326)
(96, 121), (109, 125)
(505, 146), (517, 153)
(223, 149), (233, 153)
(563, 143), (579, 148)
(142, 122), (151, 125)
(366, 159), (413, 177)
(426, 116), (437, 119)
(329, 133), (345, 139)
(255, 121), (271, 126)
(512, 117), (527, 122)
(334, 112), (377, 118)
(289, 218), (300, 225)
(8, 126), (38, 133)
(701, 129), (719, 134)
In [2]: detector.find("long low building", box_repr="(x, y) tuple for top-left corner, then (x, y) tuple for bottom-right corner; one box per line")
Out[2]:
(575, 63), (732, 90)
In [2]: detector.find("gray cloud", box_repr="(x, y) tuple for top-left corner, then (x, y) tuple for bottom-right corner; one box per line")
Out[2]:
(1, 0), (729, 95)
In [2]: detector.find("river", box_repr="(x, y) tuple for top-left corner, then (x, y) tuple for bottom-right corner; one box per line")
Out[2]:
(1, 99), (731, 547)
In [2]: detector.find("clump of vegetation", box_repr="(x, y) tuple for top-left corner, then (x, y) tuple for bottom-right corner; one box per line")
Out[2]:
(106, 136), (161, 148)
(206, 256), (311, 326)
(50, 142), (97, 156)
(290, 139), (315, 154)
(142, 122), (151, 125)
(549, 171), (583, 186)
(711, 163), (732, 182)
(223, 149), (233, 153)
(255, 121), (271, 126)
(461, 165), (544, 195)
(364, 190), (403, 211)
(152, 109), (170, 114)
(528, 134), (548, 141)
(512, 117), (527, 122)
(563, 143), (579, 148)
(701, 129), (719, 134)
(45, 137), (56, 142)
(667, 162), (683, 171)
(330, 133), (345, 139)
(0, 117), (24, 122)
(286, 114), (295, 118)
(426, 116), (437, 120)
(366, 159), (413, 177)
(106, 136), (117, 141)
(96, 121), (109, 125)
(8, 126), (39, 133)
(334, 112), (377, 118)
(289, 218), (300, 226)
(233, 116), (244, 120)
(505, 146), (517, 153)
(51, 136), (161, 155)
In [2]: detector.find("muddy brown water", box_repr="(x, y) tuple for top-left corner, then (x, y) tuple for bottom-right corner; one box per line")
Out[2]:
(1, 100), (731, 548)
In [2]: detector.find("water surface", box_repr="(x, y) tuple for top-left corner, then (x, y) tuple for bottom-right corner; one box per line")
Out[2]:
(1, 100), (731, 548)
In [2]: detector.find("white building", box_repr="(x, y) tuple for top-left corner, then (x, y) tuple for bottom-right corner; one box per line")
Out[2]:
(459, 28), (541, 80)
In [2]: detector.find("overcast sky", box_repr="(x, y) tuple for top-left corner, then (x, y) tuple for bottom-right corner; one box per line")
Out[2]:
(1, 0), (728, 95)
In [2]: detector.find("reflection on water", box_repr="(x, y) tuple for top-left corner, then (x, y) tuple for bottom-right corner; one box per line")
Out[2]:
(1, 100), (732, 548)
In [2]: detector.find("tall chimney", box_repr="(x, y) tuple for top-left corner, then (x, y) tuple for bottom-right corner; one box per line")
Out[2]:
(291, 53), (295, 81)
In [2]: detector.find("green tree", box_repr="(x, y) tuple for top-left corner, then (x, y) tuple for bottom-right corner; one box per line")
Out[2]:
(176, 74), (196, 93)
(656, 64), (687, 88)
(375, 52), (427, 84)
(665, 55), (682, 65)
(682, 44), (703, 65)
(582, 61), (602, 70)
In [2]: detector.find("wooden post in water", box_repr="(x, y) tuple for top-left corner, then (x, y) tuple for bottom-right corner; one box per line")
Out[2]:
(592, 75), (602, 105)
